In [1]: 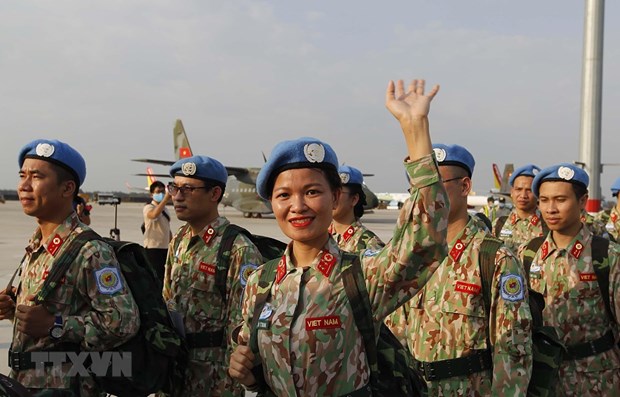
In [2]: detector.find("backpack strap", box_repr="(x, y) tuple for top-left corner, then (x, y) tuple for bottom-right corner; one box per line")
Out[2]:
(249, 258), (280, 355)
(215, 224), (251, 301)
(478, 236), (503, 351)
(340, 253), (379, 383)
(36, 230), (100, 304)
(493, 215), (508, 238)
(591, 236), (612, 321)
(521, 236), (546, 280)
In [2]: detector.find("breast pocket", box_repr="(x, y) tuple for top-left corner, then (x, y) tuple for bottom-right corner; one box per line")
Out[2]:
(188, 281), (224, 321)
(441, 296), (487, 350)
(567, 282), (604, 323)
(44, 285), (75, 315)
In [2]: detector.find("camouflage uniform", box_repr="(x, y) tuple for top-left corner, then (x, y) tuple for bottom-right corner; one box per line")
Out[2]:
(328, 220), (384, 253)
(163, 216), (263, 397)
(11, 213), (139, 395)
(581, 211), (613, 240)
(493, 209), (546, 254)
(520, 226), (620, 396)
(234, 154), (449, 396)
(388, 216), (533, 395)
(606, 206), (620, 241)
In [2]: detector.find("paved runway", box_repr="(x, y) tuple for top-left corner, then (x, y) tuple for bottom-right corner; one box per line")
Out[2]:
(0, 200), (400, 384)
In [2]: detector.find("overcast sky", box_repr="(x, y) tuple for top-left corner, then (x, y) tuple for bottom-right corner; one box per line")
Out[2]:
(2, 1), (619, 199)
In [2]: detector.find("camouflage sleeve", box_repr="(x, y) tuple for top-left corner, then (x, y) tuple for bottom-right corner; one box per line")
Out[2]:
(357, 230), (385, 253)
(611, 207), (620, 241)
(608, 242), (620, 325)
(489, 247), (533, 394)
(232, 268), (262, 349)
(362, 153), (448, 323)
(226, 235), (264, 344)
(162, 233), (180, 301)
(63, 240), (140, 350)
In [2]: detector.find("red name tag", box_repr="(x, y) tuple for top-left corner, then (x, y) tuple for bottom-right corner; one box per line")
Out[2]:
(579, 273), (597, 282)
(455, 281), (481, 295)
(305, 316), (341, 331)
(198, 262), (216, 275)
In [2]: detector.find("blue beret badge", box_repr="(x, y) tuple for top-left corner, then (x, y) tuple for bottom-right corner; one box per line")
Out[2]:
(500, 274), (525, 302)
(182, 162), (197, 176)
(304, 143), (325, 163)
(36, 143), (55, 157)
(240, 264), (258, 287)
(340, 172), (350, 184)
(558, 166), (575, 181)
(95, 267), (123, 295)
(433, 148), (447, 162)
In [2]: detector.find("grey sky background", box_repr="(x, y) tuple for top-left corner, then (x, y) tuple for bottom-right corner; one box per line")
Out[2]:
(2, 1), (619, 199)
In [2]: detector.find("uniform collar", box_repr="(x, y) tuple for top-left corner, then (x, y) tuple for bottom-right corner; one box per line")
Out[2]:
(447, 216), (481, 262)
(510, 209), (542, 226)
(540, 225), (592, 260)
(26, 212), (80, 257)
(328, 220), (362, 242)
(187, 216), (229, 248)
(276, 237), (341, 284)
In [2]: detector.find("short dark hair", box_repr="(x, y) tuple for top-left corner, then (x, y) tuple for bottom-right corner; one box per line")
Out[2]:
(347, 184), (367, 219)
(571, 183), (588, 200)
(49, 162), (78, 198)
(204, 179), (227, 203)
(149, 180), (166, 193)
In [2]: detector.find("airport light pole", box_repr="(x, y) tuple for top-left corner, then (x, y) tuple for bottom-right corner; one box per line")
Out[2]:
(579, 0), (605, 212)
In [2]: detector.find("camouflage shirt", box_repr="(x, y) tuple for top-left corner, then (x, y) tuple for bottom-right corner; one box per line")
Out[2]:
(606, 206), (620, 241)
(235, 154), (449, 396)
(328, 219), (385, 253)
(163, 216), (263, 397)
(493, 209), (546, 254)
(11, 213), (140, 390)
(388, 216), (533, 395)
(520, 226), (620, 396)
(581, 210), (613, 240)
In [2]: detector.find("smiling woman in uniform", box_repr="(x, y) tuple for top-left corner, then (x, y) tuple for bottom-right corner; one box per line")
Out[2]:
(228, 79), (449, 396)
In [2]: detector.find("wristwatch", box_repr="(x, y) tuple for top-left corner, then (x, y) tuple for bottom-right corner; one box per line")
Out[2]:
(49, 315), (64, 339)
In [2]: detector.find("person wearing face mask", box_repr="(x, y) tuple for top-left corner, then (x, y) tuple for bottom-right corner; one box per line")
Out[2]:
(143, 180), (172, 283)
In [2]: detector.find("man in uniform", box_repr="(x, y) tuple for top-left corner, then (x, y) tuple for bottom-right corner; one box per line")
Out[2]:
(522, 164), (620, 395)
(493, 164), (547, 253)
(330, 165), (384, 253)
(0, 139), (139, 396)
(163, 155), (263, 397)
(606, 178), (620, 241)
(387, 144), (533, 395)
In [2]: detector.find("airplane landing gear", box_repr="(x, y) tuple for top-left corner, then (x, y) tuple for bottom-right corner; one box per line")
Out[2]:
(243, 212), (251, 218)
(251, 213), (262, 218)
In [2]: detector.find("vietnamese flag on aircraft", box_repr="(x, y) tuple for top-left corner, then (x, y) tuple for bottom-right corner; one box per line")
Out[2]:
(179, 147), (192, 158)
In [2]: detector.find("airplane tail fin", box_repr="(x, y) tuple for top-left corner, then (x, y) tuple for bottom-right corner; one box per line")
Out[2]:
(490, 163), (514, 195)
(173, 119), (193, 160)
(146, 167), (157, 188)
(492, 164), (502, 190)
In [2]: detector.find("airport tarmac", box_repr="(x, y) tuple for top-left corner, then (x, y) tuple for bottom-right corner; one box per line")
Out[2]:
(0, 200), (401, 385)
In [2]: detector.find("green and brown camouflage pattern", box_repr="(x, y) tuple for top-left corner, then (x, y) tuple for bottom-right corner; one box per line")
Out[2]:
(163, 216), (263, 396)
(493, 209), (546, 254)
(519, 226), (620, 396)
(388, 216), (533, 395)
(329, 220), (385, 254)
(581, 210), (613, 241)
(606, 206), (620, 241)
(11, 213), (139, 394)
(234, 154), (449, 396)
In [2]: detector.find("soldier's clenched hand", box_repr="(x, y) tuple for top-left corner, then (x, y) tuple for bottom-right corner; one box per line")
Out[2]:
(14, 294), (56, 338)
(0, 288), (16, 321)
(229, 345), (257, 387)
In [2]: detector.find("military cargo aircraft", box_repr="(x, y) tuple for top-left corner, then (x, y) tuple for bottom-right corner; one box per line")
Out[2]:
(132, 120), (379, 218)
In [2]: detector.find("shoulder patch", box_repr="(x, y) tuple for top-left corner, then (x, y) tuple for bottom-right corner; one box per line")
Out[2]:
(500, 274), (525, 302)
(94, 267), (123, 295)
(363, 248), (380, 257)
(240, 263), (258, 287)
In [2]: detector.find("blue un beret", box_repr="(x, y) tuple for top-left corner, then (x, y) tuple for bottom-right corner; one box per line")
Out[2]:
(509, 164), (541, 186)
(532, 163), (589, 197)
(432, 144), (475, 177)
(256, 137), (339, 199)
(611, 177), (620, 197)
(338, 165), (364, 186)
(169, 155), (228, 185)
(18, 139), (86, 186)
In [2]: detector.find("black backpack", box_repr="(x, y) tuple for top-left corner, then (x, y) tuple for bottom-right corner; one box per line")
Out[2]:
(248, 253), (427, 397)
(479, 236), (565, 397)
(11, 230), (187, 397)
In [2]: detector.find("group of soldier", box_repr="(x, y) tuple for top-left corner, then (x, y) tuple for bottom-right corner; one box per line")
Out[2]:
(0, 77), (618, 396)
